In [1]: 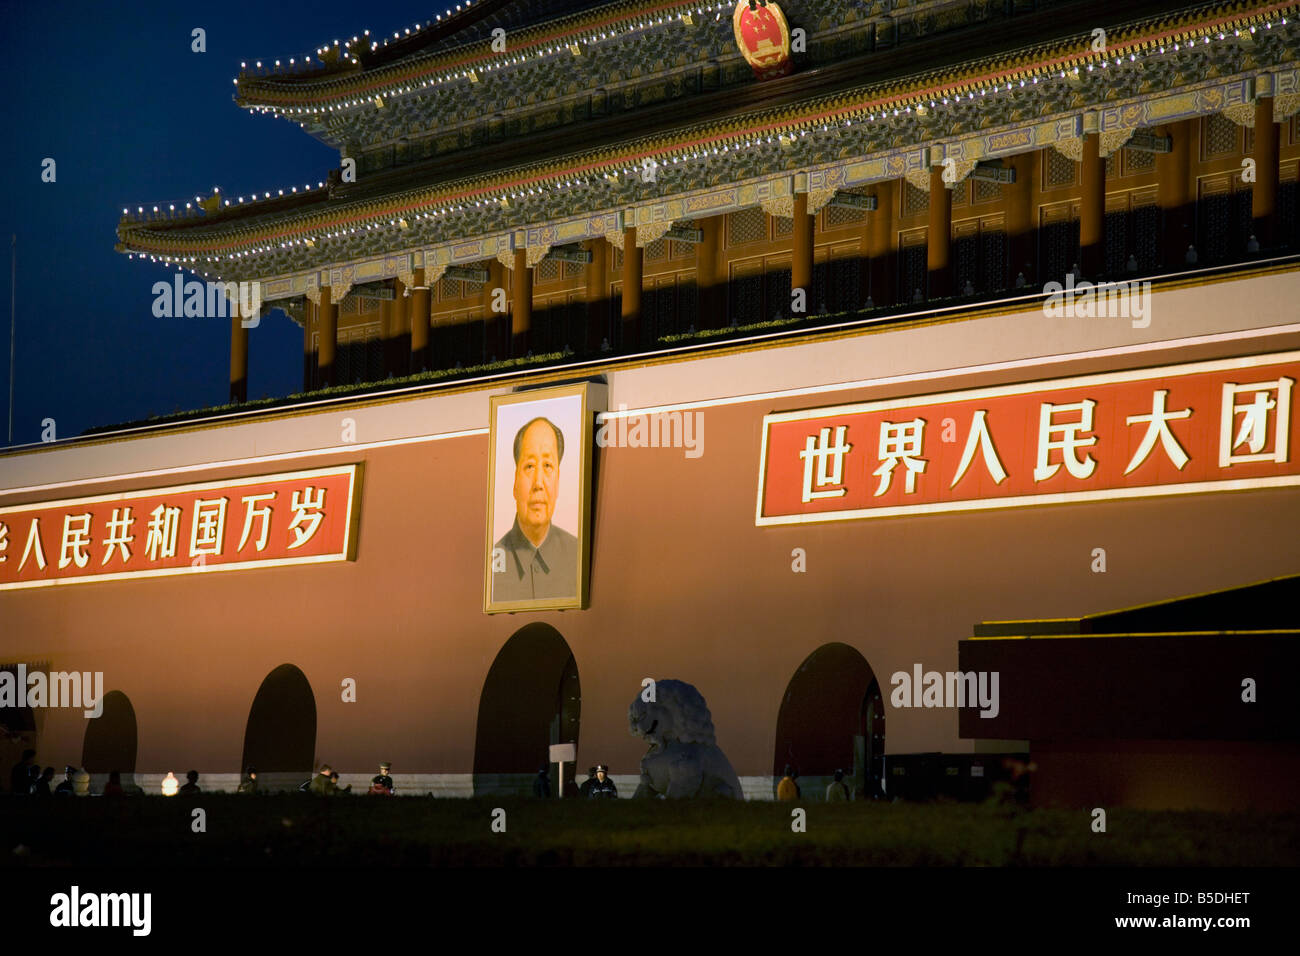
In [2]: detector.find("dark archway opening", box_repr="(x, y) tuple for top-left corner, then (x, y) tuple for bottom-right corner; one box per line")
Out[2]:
(82, 690), (138, 789)
(474, 623), (580, 797)
(773, 643), (883, 800)
(241, 664), (316, 792)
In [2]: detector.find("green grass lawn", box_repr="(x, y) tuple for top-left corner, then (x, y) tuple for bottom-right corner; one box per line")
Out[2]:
(3, 796), (1297, 867)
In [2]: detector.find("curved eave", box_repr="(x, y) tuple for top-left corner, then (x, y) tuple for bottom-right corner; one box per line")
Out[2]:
(233, 0), (704, 115)
(120, 2), (1299, 266)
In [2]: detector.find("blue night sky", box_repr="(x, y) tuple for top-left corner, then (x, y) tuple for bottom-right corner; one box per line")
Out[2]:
(0, 0), (439, 446)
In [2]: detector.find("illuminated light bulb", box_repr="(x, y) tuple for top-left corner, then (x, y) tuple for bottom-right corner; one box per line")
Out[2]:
(161, 773), (179, 796)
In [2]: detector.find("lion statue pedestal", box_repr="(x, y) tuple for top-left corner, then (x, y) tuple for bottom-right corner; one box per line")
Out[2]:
(628, 679), (743, 799)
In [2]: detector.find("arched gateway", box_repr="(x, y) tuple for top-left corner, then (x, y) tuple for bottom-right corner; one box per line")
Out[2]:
(241, 664), (317, 792)
(774, 643), (884, 800)
(474, 623), (580, 797)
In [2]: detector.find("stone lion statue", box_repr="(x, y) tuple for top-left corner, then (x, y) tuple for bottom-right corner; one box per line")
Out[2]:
(628, 679), (743, 799)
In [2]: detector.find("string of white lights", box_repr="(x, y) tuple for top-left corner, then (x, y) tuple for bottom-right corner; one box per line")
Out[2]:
(121, 11), (1294, 276)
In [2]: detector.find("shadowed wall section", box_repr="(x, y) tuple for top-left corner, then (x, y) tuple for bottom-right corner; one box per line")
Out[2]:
(241, 664), (316, 791)
(474, 623), (580, 796)
(82, 690), (137, 787)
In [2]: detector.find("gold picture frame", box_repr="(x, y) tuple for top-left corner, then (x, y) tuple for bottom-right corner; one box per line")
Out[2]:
(483, 382), (598, 613)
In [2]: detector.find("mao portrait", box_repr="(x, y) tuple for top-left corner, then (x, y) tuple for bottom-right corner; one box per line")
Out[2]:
(484, 384), (596, 612)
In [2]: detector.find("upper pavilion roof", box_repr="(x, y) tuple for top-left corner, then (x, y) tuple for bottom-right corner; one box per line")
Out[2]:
(119, 1), (1300, 283)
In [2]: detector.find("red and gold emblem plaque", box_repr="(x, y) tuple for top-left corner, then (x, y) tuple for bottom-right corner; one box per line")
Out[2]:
(732, 0), (793, 80)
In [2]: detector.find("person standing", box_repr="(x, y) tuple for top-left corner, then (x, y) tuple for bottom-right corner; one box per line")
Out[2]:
(30, 766), (55, 797)
(54, 766), (77, 796)
(237, 767), (259, 794)
(777, 765), (800, 801)
(309, 765), (337, 796)
(532, 766), (553, 798)
(825, 769), (850, 802)
(179, 770), (201, 795)
(9, 749), (36, 794)
(589, 765), (617, 799)
(102, 771), (124, 798)
(368, 761), (395, 795)
(577, 766), (597, 798)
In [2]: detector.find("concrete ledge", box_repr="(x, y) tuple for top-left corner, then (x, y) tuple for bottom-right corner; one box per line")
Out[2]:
(101, 772), (786, 799)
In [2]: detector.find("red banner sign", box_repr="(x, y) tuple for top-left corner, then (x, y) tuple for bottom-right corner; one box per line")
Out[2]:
(0, 465), (360, 590)
(757, 354), (1299, 525)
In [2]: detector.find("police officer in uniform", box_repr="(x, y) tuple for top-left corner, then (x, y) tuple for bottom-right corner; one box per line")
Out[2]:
(589, 764), (617, 799)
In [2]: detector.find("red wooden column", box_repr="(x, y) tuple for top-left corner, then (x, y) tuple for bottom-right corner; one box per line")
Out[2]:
(868, 180), (896, 306)
(1080, 131), (1106, 277)
(696, 216), (722, 328)
(512, 247), (532, 356)
(927, 164), (952, 298)
(1253, 90), (1280, 247)
(302, 297), (316, 391)
(621, 225), (642, 348)
(395, 277), (412, 374)
(1007, 151), (1037, 287)
(409, 269), (430, 372)
(585, 238), (607, 351)
(317, 286), (337, 388)
(791, 191), (814, 301)
(482, 259), (505, 359)
(229, 310), (248, 404)
(1156, 121), (1193, 267)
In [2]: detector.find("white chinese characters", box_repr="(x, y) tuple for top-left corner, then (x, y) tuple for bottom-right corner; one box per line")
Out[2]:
(1219, 377), (1293, 467)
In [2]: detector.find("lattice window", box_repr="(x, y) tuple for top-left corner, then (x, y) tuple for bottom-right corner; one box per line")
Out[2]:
(830, 257), (860, 312)
(902, 180), (929, 216)
(613, 246), (623, 269)
(953, 221), (980, 293)
(826, 203), (865, 227)
(564, 261), (585, 279)
(899, 229), (927, 301)
(645, 238), (667, 261)
(1203, 114), (1239, 158)
(677, 279), (698, 330)
(950, 182), (970, 208)
(1197, 173), (1242, 263)
(1132, 204), (1159, 270)
(766, 266), (791, 317)
(1282, 180), (1298, 249)
(728, 207), (766, 245)
(537, 258), (561, 282)
(811, 260), (828, 314)
(655, 280), (677, 339)
(1039, 202), (1079, 282)
(1104, 154), (1116, 179)
(1104, 209), (1129, 276)
(981, 229), (1007, 292)
(1125, 147), (1154, 173)
(1045, 149), (1077, 188)
(974, 178), (1001, 204)
(729, 269), (762, 322)
(439, 276), (463, 300)
(668, 239), (693, 260)
(773, 215), (793, 239)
